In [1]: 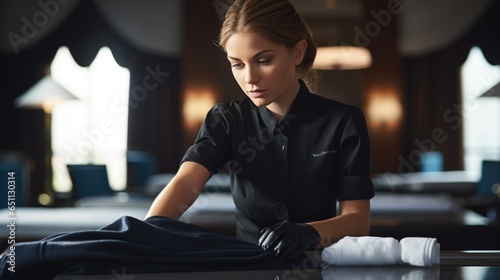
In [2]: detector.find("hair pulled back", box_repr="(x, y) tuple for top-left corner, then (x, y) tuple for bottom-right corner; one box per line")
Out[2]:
(218, 0), (318, 91)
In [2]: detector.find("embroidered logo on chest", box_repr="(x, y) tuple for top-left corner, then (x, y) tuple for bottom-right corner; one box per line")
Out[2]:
(311, 150), (336, 158)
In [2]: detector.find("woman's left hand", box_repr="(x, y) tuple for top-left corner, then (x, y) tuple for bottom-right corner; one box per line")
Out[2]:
(258, 220), (320, 259)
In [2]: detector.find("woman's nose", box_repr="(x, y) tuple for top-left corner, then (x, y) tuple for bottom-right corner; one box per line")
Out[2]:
(244, 65), (259, 84)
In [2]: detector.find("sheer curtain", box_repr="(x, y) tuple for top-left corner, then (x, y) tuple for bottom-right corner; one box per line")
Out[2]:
(51, 46), (130, 192)
(461, 47), (500, 177)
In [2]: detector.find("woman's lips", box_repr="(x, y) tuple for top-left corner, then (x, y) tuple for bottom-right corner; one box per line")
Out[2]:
(248, 89), (267, 98)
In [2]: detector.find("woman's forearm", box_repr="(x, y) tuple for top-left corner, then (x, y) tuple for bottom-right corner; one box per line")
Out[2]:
(146, 162), (210, 219)
(146, 181), (199, 219)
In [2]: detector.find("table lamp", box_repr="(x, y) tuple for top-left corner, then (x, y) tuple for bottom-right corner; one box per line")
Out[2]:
(479, 81), (499, 98)
(14, 76), (78, 206)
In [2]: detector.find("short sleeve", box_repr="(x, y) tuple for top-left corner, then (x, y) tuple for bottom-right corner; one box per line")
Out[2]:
(181, 104), (232, 174)
(336, 108), (375, 201)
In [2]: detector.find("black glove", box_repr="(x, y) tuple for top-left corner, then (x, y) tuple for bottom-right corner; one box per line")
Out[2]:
(258, 220), (321, 258)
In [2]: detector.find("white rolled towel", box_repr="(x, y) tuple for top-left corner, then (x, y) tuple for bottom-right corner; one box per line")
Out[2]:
(321, 236), (401, 266)
(400, 237), (440, 267)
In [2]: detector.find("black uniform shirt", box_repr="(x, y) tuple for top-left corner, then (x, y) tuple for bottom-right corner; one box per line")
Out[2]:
(182, 80), (375, 244)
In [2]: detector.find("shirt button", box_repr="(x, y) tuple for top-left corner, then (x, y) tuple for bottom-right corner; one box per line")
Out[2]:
(281, 174), (286, 180)
(281, 145), (285, 150)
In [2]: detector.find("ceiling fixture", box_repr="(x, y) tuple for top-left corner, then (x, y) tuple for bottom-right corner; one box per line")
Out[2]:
(313, 46), (372, 70)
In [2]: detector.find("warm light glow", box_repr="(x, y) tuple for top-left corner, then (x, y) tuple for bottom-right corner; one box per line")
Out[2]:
(41, 96), (67, 113)
(313, 46), (372, 70)
(183, 88), (217, 129)
(367, 93), (402, 129)
(324, 0), (336, 10)
(38, 193), (53, 206)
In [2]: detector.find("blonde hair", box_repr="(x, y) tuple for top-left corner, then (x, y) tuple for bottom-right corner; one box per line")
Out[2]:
(218, 0), (318, 91)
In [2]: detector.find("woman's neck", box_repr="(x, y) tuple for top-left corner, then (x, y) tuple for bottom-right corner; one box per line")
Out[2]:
(266, 80), (300, 122)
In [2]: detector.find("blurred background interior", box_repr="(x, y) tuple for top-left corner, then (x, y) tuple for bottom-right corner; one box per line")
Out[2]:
(1, 0), (500, 252)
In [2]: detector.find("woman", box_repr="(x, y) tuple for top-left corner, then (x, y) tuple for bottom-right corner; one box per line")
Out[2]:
(147, 0), (374, 259)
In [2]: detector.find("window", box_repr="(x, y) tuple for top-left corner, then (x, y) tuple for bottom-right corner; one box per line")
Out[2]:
(461, 46), (500, 178)
(50, 46), (130, 192)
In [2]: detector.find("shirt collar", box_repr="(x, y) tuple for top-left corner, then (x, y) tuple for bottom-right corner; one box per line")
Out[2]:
(257, 79), (311, 133)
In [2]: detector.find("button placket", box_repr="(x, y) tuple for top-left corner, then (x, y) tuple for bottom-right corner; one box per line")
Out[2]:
(272, 132), (289, 222)
(276, 134), (288, 182)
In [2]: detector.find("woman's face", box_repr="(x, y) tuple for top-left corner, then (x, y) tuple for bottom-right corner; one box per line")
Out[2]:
(225, 32), (306, 109)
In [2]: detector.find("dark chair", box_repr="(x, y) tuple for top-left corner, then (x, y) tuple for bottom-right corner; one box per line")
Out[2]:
(0, 153), (29, 208)
(67, 164), (114, 199)
(126, 150), (157, 190)
(477, 160), (500, 196)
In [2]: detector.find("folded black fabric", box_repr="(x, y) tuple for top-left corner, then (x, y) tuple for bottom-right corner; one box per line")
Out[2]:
(0, 216), (310, 279)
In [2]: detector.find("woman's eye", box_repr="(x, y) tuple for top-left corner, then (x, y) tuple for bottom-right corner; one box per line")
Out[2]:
(258, 59), (271, 65)
(231, 63), (243, 69)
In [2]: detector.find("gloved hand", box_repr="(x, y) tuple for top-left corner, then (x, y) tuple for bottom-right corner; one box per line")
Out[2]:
(258, 220), (321, 258)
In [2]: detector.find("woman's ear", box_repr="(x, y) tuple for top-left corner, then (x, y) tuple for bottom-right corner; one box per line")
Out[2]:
(293, 39), (308, 66)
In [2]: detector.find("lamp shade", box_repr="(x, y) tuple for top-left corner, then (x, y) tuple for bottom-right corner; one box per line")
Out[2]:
(14, 76), (78, 113)
(480, 81), (500, 97)
(312, 46), (372, 70)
